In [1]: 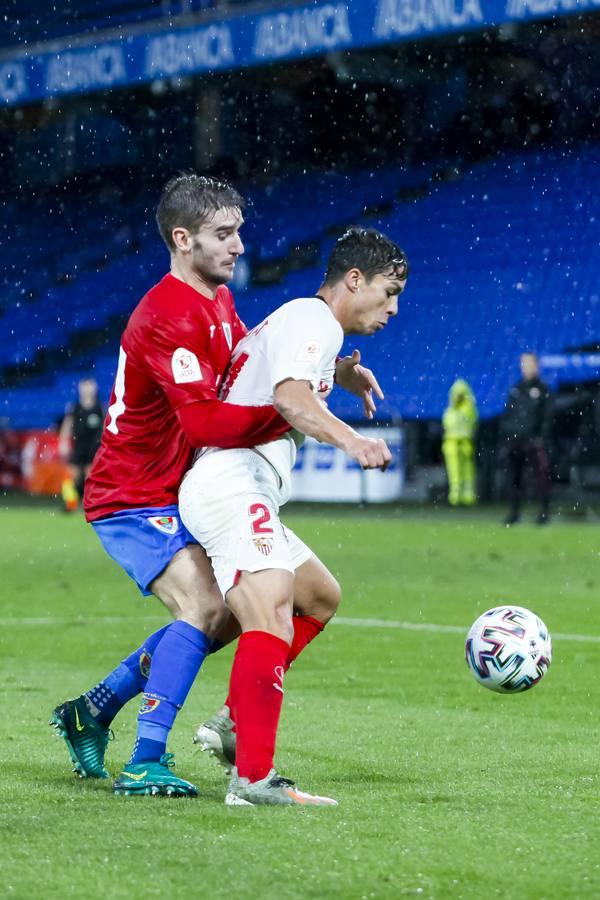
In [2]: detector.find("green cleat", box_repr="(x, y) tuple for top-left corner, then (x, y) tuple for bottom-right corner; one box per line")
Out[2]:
(193, 705), (236, 774)
(50, 696), (111, 779)
(225, 768), (338, 807)
(113, 753), (198, 797)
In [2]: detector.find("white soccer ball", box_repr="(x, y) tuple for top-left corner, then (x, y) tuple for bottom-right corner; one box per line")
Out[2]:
(465, 605), (552, 693)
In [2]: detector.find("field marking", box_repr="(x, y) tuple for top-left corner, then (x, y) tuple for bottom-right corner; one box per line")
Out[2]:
(0, 613), (599, 644)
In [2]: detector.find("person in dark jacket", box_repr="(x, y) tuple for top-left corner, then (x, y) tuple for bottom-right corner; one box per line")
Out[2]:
(58, 378), (104, 509)
(500, 353), (551, 525)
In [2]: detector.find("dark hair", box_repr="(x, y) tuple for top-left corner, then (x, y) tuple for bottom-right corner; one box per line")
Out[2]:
(156, 172), (246, 252)
(324, 226), (408, 285)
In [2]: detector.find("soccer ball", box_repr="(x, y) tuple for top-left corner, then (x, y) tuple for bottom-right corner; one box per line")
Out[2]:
(465, 605), (552, 693)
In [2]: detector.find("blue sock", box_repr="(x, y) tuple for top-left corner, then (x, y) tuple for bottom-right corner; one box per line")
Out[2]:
(84, 625), (170, 726)
(129, 621), (211, 765)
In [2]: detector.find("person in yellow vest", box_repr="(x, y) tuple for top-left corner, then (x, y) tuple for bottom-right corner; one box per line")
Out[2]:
(442, 379), (478, 506)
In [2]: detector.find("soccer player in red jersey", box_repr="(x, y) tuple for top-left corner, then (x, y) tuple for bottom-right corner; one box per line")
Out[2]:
(50, 174), (382, 797)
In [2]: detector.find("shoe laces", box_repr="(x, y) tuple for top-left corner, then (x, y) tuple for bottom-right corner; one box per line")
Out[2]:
(270, 774), (295, 788)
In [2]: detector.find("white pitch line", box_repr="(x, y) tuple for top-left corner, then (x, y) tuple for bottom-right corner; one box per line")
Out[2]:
(332, 616), (600, 645)
(0, 613), (599, 644)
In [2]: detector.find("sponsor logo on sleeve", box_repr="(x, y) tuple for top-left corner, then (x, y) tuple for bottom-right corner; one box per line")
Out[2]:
(296, 340), (322, 362)
(171, 347), (203, 384)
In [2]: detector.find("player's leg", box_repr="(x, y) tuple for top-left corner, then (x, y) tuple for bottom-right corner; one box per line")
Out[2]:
(51, 508), (225, 788)
(224, 568), (336, 807)
(195, 544), (340, 769)
(113, 544), (227, 796)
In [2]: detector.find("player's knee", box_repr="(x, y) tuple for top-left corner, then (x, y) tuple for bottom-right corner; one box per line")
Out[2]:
(227, 569), (294, 640)
(308, 572), (342, 624)
(321, 575), (342, 622)
(175, 591), (228, 636)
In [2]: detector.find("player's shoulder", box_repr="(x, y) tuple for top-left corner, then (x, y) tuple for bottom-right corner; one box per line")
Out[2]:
(273, 296), (338, 325)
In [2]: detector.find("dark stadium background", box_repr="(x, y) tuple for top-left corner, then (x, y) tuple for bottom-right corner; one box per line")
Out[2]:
(0, 0), (599, 505)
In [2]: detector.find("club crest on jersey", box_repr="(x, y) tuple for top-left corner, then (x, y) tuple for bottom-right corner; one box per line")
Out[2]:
(148, 515), (178, 535)
(171, 347), (203, 384)
(296, 340), (322, 362)
(139, 695), (160, 715)
(253, 536), (274, 556)
(139, 651), (152, 679)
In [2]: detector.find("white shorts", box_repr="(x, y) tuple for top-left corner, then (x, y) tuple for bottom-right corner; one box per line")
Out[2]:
(179, 448), (312, 598)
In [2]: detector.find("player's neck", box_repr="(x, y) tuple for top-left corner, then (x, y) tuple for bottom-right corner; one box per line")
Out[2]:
(170, 260), (219, 300)
(316, 284), (351, 333)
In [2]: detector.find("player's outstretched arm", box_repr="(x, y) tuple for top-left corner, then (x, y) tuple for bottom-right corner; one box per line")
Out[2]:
(274, 378), (391, 471)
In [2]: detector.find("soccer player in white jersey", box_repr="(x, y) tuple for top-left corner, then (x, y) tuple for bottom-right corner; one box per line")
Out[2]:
(179, 227), (408, 806)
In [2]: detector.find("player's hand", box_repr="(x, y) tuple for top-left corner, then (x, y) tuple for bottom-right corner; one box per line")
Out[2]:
(335, 350), (384, 420)
(345, 434), (392, 471)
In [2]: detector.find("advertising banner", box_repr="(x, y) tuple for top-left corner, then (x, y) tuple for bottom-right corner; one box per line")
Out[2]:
(290, 425), (405, 503)
(1, 0), (596, 106)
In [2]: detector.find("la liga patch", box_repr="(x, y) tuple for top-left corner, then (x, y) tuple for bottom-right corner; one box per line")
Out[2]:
(171, 347), (203, 384)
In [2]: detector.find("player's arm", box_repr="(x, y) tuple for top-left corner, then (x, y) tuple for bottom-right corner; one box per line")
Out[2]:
(58, 409), (74, 461)
(273, 378), (391, 470)
(176, 396), (290, 450)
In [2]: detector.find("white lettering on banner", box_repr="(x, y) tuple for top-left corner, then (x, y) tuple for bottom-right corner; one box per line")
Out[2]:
(506, 0), (597, 16)
(46, 46), (126, 93)
(254, 3), (352, 59)
(374, 0), (483, 37)
(145, 26), (234, 77)
(0, 62), (27, 103)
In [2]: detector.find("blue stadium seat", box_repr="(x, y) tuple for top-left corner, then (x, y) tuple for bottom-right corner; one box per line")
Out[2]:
(1, 145), (598, 428)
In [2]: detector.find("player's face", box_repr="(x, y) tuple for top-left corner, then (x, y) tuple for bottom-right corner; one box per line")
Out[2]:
(191, 207), (244, 286)
(349, 271), (406, 335)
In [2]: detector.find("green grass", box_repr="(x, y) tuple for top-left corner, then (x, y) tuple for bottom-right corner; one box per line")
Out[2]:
(1, 504), (599, 899)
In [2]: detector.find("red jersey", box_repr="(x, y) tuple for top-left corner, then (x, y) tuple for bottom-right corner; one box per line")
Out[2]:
(85, 273), (281, 521)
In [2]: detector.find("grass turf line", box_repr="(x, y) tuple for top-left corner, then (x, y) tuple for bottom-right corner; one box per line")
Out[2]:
(1, 505), (599, 899)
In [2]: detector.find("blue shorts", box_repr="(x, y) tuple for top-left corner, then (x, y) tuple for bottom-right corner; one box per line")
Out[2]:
(91, 505), (198, 596)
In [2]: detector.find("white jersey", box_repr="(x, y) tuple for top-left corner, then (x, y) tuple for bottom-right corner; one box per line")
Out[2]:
(201, 296), (344, 501)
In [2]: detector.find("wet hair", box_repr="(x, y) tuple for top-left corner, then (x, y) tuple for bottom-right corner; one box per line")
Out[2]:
(156, 172), (246, 252)
(323, 226), (408, 286)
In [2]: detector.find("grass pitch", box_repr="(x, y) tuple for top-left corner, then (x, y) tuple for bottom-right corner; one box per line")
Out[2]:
(1, 502), (599, 899)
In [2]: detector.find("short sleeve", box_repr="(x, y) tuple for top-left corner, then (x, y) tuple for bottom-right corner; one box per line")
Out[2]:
(131, 314), (218, 410)
(266, 300), (343, 392)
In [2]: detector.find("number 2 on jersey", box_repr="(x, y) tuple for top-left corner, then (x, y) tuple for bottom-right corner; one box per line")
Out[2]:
(248, 502), (273, 535)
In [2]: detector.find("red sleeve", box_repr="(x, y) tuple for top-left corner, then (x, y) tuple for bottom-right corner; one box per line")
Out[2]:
(177, 398), (291, 449)
(132, 314), (219, 410)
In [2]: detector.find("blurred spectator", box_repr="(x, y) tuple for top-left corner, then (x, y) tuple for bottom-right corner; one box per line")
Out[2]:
(442, 379), (478, 506)
(500, 353), (551, 526)
(58, 378), (104, 511)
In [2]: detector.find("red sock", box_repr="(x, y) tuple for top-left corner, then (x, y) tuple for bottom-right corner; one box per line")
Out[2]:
(223, 616), (325, 713)
(285, 614), (324, 671)
(227, 630), (289, 782)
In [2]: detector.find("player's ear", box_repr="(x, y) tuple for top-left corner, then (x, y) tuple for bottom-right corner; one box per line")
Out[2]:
(344, 267), (362, 293)
(171, 226), (193, 254)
